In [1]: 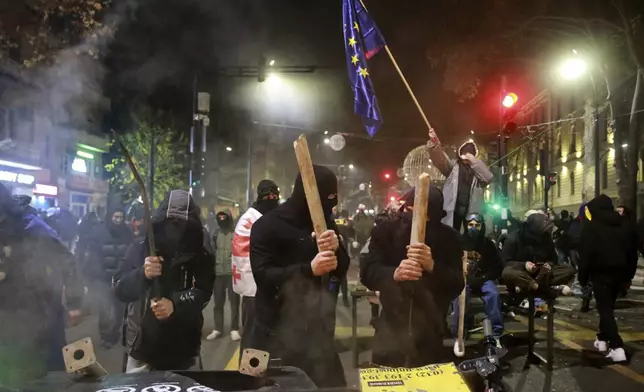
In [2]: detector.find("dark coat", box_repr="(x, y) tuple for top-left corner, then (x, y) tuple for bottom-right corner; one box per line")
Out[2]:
(463, 221), (502, 288)
(0, 196), (83, 386)
(113, 190), (215, 370)
(84, 222), (133, 283)
(501, 216), (558, 269)
(360, 213), (464, 367)
(578, 195), (638, 286)
(249, 165), (349, 388)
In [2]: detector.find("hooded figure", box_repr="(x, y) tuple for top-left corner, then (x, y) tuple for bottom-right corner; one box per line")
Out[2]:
(249, 166), (349, 388)
(114, 190), (215, 372)
(206, 210), (241, 341)
(452, 212), (503, 345)
(0, 189), (84, 387)
(578, 195), (637, 363)
(501, 213), (575, 295)
(232, 179), (280, 352)
(360, 185), (464, 367)
(83, 203), (133, 348)
(427, 130), (494, 231)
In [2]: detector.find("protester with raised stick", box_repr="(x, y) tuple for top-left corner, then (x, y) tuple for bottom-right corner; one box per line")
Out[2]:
(360, 184), (464, 367)
(249, 165), (349, 388)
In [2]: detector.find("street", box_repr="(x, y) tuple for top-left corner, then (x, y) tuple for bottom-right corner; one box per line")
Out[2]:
(67, 279), (644, 392)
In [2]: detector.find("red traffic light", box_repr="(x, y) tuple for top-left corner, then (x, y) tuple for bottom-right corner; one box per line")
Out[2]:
(502, 93), (518, 108)
(384, 173), (391, 180)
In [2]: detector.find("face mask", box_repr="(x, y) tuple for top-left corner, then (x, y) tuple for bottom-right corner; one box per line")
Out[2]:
(256, 199), (279, 214)
(467, 226), (480, 237)
(322, 194), (338, 216)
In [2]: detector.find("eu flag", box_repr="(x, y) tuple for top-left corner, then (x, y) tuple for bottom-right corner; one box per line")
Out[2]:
(343, 0), (386, 137)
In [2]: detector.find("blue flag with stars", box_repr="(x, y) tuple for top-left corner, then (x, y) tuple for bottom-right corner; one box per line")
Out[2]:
(343, 0), (386, 137)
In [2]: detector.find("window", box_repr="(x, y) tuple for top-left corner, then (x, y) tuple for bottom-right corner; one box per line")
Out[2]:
(557, 175), (561, 197)
(602, 159), (608, 189)
(570, 125), (577, 153)
(556, 132), (562, 157)
(570, 171), (575, 195)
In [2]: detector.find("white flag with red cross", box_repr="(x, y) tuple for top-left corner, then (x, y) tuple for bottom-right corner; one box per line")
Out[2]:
(231, 207), (262, 297)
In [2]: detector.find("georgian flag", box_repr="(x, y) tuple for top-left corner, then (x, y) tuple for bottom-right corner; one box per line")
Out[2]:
(231, 207), (262, 297)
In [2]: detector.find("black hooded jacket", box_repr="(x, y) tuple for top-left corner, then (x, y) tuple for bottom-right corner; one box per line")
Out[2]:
(463, 220), (502, 288)
(249, 165), (349, 387)
(360, 186), (464, 367)
(578, 195), (638, 286)
(502, 213), (557, 268)
(114, 190), (215, 370)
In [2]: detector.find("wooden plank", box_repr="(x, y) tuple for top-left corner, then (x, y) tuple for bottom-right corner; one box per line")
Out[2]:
(293, 134), (328, 241)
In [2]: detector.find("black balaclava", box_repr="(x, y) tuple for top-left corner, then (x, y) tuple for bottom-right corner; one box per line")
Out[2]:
(216, 211), (233, 232)
(459, 141), (477, 157)
(402, 185), (446, 223)
(255, 179), (280, 215)
(281, 165), (338, 230)
(587, 194), (622, 226)
(464, 212), (485, 246)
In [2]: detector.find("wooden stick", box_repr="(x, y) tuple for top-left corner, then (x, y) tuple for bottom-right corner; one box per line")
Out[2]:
(405, 173), (431, 368)
(454, 251), (468, 357)
(293, 134), (328, 243)
(410, 173), (431, 250)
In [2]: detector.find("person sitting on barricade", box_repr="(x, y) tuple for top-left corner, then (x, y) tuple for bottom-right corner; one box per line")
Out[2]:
(451, 213), (504, 349)
(501, 213), (575, 298)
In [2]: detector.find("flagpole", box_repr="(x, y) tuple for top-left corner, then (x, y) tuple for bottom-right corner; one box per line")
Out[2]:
(359, 0), (433, 131)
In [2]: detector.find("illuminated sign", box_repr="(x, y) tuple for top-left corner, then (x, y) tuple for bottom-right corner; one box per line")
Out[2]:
(0, 170), (35, 185)
(72, 157), (88, 173)
(77, 150), (94, 160)
(34, 184), (58, 196)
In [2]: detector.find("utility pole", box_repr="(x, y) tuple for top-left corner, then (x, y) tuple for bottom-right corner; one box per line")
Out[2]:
(190, 91), (210, 200)
(148, 129), (156, 207)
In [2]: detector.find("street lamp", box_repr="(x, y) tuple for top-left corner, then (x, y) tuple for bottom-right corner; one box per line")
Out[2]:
(349, 164), (354, 169)
(226, 146), (233, 152)
(323, 138), (330, 145)
(559, 57), (588, 81)
(269, 60), (275, 66)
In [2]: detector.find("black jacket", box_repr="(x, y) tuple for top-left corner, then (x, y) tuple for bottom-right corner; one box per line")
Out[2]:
(502, 215), (558, 268)
(578, 195), (638, 286)
(463, 222), (502, 288)
(248, 165), (349, 388)
(114, 190), (215, 370)
(84, 222), (133, 283)
(360, 213), (464, 367)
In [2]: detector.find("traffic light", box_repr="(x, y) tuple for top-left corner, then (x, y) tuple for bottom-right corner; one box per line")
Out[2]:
(258, 55), (267, 82)
(546, 172), (558, 191)
(501, 92), (519, 134)
(383, 172), (391, 180)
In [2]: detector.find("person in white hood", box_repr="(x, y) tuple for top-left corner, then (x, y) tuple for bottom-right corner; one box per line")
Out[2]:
(427, 129), (494, 232)
(231, 180), (280, 350)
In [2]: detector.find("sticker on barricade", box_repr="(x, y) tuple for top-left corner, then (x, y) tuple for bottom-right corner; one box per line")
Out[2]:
(359, 363), (470, 392)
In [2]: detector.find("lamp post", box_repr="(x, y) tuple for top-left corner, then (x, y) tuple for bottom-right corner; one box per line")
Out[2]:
(558, 52), (601, 199)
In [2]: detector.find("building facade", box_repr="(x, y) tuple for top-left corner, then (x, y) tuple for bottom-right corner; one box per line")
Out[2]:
(504, 87), (642, 217)
(0, 62), (109, 218)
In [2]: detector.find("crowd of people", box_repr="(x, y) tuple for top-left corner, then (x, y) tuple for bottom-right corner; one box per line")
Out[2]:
(0, 129), (641, 388)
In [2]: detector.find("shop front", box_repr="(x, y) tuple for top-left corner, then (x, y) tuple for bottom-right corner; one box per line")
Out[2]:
(32, 183), (59, 210)
(0, 161), (38, 197)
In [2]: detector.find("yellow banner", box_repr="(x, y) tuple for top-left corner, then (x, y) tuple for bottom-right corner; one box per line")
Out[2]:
(359, 363), (471, 392)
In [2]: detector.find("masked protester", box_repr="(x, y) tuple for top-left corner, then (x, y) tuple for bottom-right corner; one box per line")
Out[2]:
(353, 204), (374, 247)
(427, 128), (493, 232)
(579, 195), (638, 363)
(232, 180), (280, 352)
(501, 213), (576, 297)
(114, 190), (215, 372)
(84, 204), (133, 348)
(0, 190), (84, 387)
(360, 186), (464, 367)
(206, 210), (240, 341)
(452, 213), (503, 352)
(249, 165), (349, 388)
